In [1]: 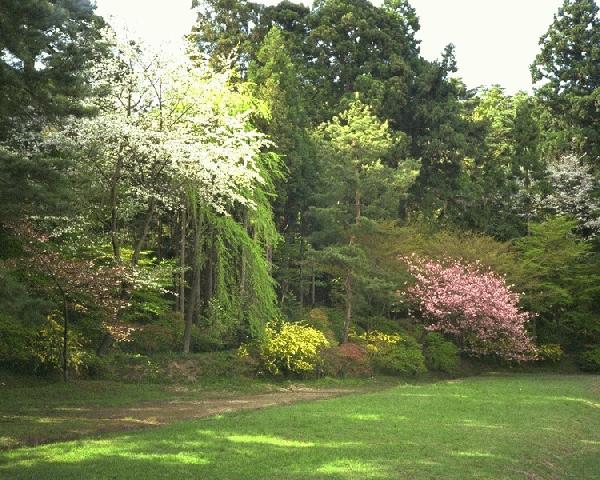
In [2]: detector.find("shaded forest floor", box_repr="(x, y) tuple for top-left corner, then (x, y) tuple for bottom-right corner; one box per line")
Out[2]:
(0, 372), (396, 450)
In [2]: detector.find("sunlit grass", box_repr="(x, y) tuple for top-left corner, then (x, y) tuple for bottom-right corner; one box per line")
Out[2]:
(1, 374), (599, 479)
(0, 371), (393, 449)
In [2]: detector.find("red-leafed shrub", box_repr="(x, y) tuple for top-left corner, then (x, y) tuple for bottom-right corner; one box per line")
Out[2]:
(321, 342), (373, 377)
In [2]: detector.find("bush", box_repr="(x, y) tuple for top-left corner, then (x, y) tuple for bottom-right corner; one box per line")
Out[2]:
(536, 344), (565, 363)
(348, 329), (403, 354)
(424, 332), (460, 374)
(0, 314), (91, 376)
(32, 317), (91, 376)
(305, 308), (337, 343)
(371, 335), (426, 377)
(403, 255), (534, 360)
(321, 343), (373, 378)
(0, 314), (34, 370)
(255, 323), (330, 376)
(126, 322), (178, 354)
(578, 347), (600, 372)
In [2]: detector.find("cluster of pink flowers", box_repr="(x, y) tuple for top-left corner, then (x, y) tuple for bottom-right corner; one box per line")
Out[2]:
(402, 255), (535, 360)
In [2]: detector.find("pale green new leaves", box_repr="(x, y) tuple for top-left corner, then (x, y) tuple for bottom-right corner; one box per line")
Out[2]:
(315, 97), (393, 170)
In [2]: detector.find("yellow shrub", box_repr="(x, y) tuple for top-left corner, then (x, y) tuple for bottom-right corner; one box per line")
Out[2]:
(349, 329), (402, 353)
(258, 323), (330, 376)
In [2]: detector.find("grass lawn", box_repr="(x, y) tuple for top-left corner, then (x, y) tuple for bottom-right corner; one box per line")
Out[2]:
(0, 374), (598, 479)
(0, 370), (392, 450)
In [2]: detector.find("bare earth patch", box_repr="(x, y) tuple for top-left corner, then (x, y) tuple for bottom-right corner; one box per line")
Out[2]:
(2, 386), (358, 449)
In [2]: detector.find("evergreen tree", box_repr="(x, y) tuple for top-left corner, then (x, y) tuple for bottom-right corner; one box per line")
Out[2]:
(531, 0), (600, 159)
(311, 97), (418, 341)
(0, 0), (105, 224)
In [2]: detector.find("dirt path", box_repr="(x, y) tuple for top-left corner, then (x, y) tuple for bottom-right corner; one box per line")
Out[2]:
(9, 387), (359, 449)
(79, 387), (354, 428)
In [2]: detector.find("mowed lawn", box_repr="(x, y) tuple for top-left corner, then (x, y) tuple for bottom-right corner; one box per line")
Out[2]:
(1, 374), (599, 479)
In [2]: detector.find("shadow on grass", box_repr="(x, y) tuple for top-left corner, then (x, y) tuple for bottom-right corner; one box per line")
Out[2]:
(1, 375), (600, 479)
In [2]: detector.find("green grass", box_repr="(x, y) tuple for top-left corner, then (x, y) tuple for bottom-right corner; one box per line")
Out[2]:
(0, 370), (393, 450)
(0, 372), (173, 450)
(1, 374), (599, 479)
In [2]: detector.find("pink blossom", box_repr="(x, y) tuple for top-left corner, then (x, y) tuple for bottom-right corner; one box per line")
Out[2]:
(402, 255), (535, 361)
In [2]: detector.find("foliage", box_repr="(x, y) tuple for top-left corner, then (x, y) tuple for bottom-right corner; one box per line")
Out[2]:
(0, 0), (104, 138)
(0, 313), (36, 370)
(31, 317), (91, 376)
(578, 347), (600, 372)
(320, 343), (373, 378)
(463, 88), (543, 239)
(538, 154), (600, 238)
(93, 350), (257, 383)
(255, 323), (330, 376)
(304, 308), (338, 343)
(15, 223), (135, 341)
(0, 0), (106, 225)
(515, 217), (600, 347)
(531, 0), (600, 158)
(348, 329), (403, 354)
(370, 335), (426, 377)
(125, 321), (179, 355)
(3, 0), (600, 378)
(403, 255), (535, 360)
(0, 314), (90, 376)
(536, 344), (565, 363)
(423, 332), (460, 374)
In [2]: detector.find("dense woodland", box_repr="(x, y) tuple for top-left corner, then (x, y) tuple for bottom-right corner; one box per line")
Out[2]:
(2, 0), (600, 380)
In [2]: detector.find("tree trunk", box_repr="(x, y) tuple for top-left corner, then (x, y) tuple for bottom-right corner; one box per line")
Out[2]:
(355, 169), (361, 225)
(183, 263), (200, 353)
(96, 333), (114, 356)
(266, 242), (273, 274)
(109, 157), (123, 263)
(311, 265), (316, 306)
(157, 217), (163, 262)
(206, 224), (215, 300)
(240, 209), (249, 295)
(525, 167), (531, 236)
(280, 279), (288, 305)
(343, 270), (352, 343)
(355, 187), (361, 225)
(299, 239), (304, 311)
(62, 295), (69, 382)
(132, 198), (156, 266)
(183, 212), (203, 353)
(178, 204), (186, 316)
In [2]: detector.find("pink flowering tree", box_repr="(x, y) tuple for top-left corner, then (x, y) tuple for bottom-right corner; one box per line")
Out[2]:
(402, 255), (535, 360)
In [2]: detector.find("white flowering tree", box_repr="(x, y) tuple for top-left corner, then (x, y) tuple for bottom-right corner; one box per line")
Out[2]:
(540, 154), (600, 237)
(46, 28), (279, 352)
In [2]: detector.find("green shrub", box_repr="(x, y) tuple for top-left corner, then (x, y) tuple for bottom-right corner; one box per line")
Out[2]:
(536, 344), (565, 363)
(0, 314), (36, 370)
(126, 322), (178, 354)
(305, 308), (337, 343)
(32, 317), (91, 376)
(424, 332), (460, 374)
(348, 329), (403, 354)
(0, 314), (91, 376)
(254, 323), (330, 376)
(578, 347), (600, 372)
(371, 335), (426, 376)
(189, 325), (228, 352)
(320, 343), (373, 378)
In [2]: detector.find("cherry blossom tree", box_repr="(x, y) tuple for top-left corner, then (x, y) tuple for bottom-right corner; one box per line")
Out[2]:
(402, 255), (535, 360)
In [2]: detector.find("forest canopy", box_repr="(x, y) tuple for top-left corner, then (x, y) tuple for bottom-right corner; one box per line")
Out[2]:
(1, 0), (600, 380)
